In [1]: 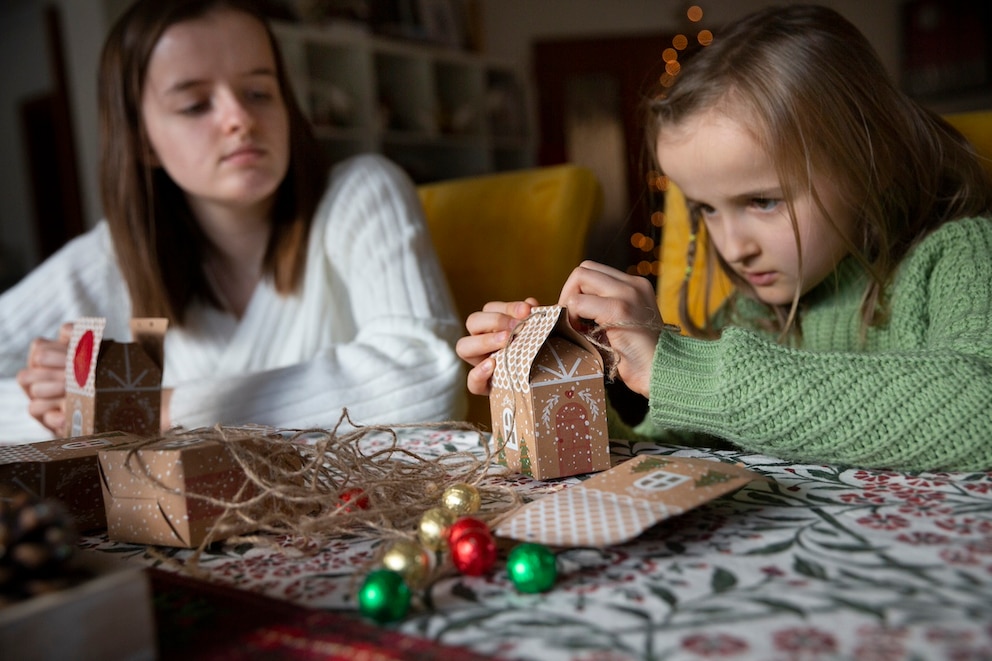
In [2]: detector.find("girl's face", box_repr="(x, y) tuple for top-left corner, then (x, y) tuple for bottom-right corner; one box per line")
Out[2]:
(140, 8), (290, 221)
(657, 109), (854, 306)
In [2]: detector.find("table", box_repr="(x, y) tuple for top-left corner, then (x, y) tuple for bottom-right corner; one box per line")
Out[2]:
(80, 427), (992, 660)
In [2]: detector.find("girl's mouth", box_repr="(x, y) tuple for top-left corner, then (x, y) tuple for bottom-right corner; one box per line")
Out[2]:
(744, 271), (777, 287)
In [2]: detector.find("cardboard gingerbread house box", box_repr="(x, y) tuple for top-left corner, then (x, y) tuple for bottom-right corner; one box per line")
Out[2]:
(0, 431), (140, 531)
(64, 317), (167, 438)
(98, 434), (261, 548)
(489, 305), (611, 480)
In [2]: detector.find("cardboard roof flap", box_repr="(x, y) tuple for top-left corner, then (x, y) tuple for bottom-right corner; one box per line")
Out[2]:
(493, 305), (605, 394)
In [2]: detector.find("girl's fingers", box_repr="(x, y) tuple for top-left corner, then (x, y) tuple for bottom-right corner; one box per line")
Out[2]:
(28, 339), (68, 369)
(456, 330), (510, 366)
(23, 376), (65, 400)
(465, 357), (495, 396)
(41, 409), (65, 436)
(465, 310), (514, 336)
(560, 261), (651, 301)
(480, 300), (537, 320)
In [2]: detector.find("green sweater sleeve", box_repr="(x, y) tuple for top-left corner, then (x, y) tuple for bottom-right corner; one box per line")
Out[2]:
(640, 216), (992, 472)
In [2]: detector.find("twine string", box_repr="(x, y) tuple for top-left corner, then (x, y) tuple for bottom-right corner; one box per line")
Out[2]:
(121, 411), (523, 574)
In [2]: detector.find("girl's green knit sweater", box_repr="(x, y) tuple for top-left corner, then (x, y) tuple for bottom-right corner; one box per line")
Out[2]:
(631, 216), (992, 472)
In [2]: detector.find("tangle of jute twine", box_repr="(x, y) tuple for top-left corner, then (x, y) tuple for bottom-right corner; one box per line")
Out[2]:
(118, 411), (524, 577)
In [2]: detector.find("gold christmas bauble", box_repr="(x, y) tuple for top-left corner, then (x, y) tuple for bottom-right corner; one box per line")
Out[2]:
(441, 483), (481, 515)
(381, 539), (431, 587)
(418, 507), (456, 550)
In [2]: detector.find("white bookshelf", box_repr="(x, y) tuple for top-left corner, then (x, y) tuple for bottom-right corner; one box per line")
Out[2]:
(272, 21), (534, 183)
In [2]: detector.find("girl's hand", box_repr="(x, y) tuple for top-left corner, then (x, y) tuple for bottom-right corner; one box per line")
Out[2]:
(16, 323), (73, 436)
(558, 261), (662, 397)
(456, 298), (538, 395)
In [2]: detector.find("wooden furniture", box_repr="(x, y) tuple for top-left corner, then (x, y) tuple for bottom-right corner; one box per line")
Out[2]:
(272, 21), (534, 183)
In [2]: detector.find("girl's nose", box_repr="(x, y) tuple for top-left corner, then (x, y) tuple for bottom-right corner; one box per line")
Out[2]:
(219, 91), (254, 134)
(714, 220), (758, 264)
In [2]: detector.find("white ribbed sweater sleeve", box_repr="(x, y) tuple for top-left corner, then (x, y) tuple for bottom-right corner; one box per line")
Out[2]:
(166, 154), (466, 430)
(0, 223), (133, 442)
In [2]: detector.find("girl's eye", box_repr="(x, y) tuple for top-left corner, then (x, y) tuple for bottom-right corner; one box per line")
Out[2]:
(691, 203), (716, 219)
(751, 197), (780, 212)
(245, 88), (276, 103)
(179, 101), (210, 116)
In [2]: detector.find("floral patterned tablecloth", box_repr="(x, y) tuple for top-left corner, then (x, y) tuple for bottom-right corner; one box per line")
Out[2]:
(81, 427), (992, 661)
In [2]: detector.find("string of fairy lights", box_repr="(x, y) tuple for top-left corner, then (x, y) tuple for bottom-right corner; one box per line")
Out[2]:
(628, 4), (712, 278)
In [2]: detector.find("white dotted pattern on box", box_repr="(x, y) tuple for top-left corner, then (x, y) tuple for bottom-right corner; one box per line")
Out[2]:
(495, 487), (684, 547)
(492, 306), (561, 394)
(0, 445), (49, 463)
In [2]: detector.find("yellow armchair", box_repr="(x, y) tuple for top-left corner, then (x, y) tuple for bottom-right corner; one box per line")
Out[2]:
(945, 110), (992, 178)
(658, 110), (992, 331)
(419, 164), (604, 427)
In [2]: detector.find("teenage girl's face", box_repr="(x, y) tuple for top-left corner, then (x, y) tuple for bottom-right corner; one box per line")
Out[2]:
(140, 9), (290, 220)
(657, 109), (854, 306)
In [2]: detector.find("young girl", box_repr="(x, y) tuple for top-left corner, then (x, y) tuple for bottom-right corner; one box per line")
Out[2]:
(457, 5), (992, 472)
(0, 0), (464, 442)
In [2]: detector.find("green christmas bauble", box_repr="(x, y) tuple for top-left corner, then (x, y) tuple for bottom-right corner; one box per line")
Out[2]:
(357, 569), (410, 622)
(506, 543), (557, 593)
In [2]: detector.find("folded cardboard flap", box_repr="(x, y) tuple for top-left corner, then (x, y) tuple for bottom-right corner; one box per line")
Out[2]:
(0, 431), (141, 531)
(489, 305), (611, 480)
(495, 454), (765, 547)
(98, 435), (259, 548)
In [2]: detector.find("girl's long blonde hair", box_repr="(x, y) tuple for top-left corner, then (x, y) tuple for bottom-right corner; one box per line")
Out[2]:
(648, 4), (992, 338)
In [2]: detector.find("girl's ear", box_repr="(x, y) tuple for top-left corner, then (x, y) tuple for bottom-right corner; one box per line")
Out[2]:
(142, 145), (161, 168)
(139, 133), (161, 167)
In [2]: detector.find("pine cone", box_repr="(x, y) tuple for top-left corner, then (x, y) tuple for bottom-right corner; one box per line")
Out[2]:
(0, 491), (80, 606)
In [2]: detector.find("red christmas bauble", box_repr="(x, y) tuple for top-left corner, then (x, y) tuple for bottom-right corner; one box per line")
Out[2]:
(450, 529), (497, 576)
(447, 517), (489, 546)
(339, 487), (369, 511)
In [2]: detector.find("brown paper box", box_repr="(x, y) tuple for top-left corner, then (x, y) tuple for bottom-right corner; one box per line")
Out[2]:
(489, 305), (610, 480)
(63, 317), (168, 438)
(98, 435), (258, 548)
(0, 431), (141, 531)
(495, 454), (763, 547)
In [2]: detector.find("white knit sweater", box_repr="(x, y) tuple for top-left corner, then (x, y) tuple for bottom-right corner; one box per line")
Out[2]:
(0, 154), (466, 442)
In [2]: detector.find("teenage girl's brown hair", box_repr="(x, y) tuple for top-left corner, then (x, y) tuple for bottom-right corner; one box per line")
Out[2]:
(648, 4), (992, 338)
(98, 0), (328, 325)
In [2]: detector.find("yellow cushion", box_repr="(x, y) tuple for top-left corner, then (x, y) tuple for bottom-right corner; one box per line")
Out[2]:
(945, 110), (992, 178)
(419, 164), (604, 425)
(656, 183), (733, 332)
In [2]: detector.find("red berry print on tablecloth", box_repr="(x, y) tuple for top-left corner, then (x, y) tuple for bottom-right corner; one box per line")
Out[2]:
(74, 330), (95, 388)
